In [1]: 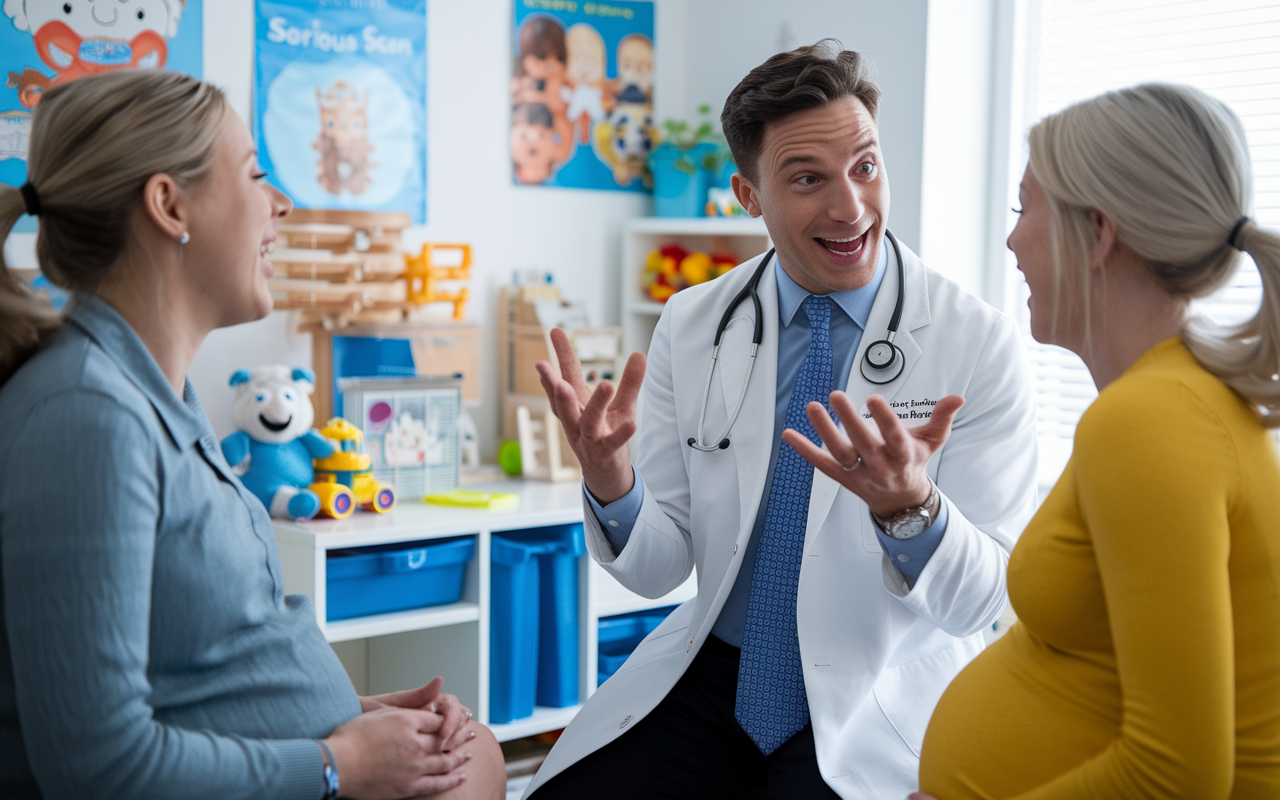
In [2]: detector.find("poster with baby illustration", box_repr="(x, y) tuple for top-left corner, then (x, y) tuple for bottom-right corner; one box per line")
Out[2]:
(256, 0), (426, 223)
(511, 0), (653, 192)
(1, 0), (203, 232)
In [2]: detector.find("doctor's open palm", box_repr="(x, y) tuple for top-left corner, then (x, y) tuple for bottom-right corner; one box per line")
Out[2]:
(536, 327), (647, 504)
(785, 391), (966, 519)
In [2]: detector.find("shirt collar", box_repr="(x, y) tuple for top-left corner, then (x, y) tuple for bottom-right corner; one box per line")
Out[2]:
(775, 237), (888, 329)
(66, 293), (207, 450)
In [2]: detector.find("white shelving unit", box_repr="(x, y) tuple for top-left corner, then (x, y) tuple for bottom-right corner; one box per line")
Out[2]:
(620, 217), (772, 356)
(272, 480), (695, 742)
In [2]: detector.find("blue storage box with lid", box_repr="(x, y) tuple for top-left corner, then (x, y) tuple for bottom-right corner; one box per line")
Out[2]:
(326, 536), (475, 621)
(489, 524), (586, 724)
(597, 605), (679, 686)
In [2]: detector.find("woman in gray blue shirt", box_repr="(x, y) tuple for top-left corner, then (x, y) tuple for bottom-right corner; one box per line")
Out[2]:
(0, 71), (503, 800)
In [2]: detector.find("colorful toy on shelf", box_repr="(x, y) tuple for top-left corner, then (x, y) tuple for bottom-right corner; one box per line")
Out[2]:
(220, 366), (336, 521)
(309, 417), (397, 519)
(642, 244), (738, 302)
(403, 242), (472, 320)
(705, 187), (747, 217)
(267, 209), (475, 329)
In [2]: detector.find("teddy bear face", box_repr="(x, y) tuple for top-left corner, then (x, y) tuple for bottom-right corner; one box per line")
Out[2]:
(229, 366), (316, 445)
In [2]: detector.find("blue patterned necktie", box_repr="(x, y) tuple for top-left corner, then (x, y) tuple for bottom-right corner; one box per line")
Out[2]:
(735, 294), (833, 755)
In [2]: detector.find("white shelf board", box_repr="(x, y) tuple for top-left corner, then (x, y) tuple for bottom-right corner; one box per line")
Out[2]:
(625, 299), (668, 316)
(273, 480), (585, 549)
(624, 216), (770, 237)
(323, 601), (481, 643)
(489, 704), (583, 742)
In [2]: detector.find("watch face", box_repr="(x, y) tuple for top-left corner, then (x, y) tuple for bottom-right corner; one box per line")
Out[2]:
(891, 516), (929, 539)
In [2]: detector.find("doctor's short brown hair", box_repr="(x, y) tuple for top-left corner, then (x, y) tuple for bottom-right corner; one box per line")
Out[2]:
(721, 39), (880, 184)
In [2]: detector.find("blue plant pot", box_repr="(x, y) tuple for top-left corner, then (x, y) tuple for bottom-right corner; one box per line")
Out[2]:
(652, 143), (708, 218)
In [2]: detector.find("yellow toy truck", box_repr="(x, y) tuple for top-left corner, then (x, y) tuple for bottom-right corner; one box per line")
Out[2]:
(310, 418), (397, 519)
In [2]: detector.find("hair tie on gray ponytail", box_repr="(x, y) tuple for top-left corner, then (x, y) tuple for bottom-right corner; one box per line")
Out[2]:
(18, 182), (41, 217)
(1228, 216), (1250, 251)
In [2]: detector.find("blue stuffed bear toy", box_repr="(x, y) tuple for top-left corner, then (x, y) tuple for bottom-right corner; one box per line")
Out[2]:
(220, 366), (336, 520)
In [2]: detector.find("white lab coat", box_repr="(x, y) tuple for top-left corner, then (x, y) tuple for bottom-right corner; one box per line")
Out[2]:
(525, 244), (1038, 798)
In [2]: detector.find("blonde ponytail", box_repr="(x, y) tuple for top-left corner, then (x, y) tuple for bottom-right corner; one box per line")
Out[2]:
(1029, 82), (1280, 426)
(1185, 221), (1280, 424)
(0, 186), (60, 384)
(0, 69), (226, 386)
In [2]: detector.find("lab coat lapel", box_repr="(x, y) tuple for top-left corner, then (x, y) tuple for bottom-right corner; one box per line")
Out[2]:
(716, 255), (779, 544)
(806, 240), (932, 536)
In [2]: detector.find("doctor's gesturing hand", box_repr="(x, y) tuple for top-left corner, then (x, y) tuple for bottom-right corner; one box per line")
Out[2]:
(536, 327), (648, 504)
(783, 391), (965, 519)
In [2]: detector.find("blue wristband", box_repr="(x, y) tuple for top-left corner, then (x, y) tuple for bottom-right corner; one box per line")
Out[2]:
(316, 740), (339, 800)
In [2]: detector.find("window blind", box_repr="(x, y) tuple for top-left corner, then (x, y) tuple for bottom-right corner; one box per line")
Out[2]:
(1009, 0), (1280, 486)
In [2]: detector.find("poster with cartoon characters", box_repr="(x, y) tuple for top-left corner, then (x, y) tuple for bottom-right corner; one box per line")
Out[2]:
(511, 0), (653, 192)
(256, 0), (427, 223)
(1, 0), (202, 231)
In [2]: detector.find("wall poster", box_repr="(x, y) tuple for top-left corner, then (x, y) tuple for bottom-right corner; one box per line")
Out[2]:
(1, 0), (204, 232)
(511, 0), (654, 192)
(256, 0), (427, 224)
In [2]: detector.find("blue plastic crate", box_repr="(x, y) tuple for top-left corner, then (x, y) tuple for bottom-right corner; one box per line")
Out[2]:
(326, 537), (474, 622)
(489, 524), (585, 723)
(597, 605), (679, 686)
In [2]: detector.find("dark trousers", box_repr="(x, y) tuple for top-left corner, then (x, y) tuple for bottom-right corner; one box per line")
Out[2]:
(532, 636), (843, 799)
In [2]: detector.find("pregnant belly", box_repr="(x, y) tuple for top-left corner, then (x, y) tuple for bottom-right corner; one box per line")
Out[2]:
(919, 626), (1120, 800)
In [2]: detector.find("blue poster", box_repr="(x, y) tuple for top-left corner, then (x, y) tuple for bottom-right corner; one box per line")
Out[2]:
(256, 0), (427, 224)
(1, 0), (203, 232)
(512, 0), (653, 192)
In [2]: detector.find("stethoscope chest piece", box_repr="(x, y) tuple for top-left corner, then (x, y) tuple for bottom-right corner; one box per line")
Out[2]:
(859, 336), (905, 385)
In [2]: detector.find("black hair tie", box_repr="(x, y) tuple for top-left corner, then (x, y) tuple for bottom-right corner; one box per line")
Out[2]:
(1227, 216), (1250, 251)
(18, 182), (41, 217)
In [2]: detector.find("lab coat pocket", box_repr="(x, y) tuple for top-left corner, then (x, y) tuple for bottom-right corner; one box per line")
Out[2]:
(612, 601), (693, 677)
(871, 646), (967, 757)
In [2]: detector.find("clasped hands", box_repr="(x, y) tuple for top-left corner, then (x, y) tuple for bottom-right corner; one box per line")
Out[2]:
(326, 675), (478, 799)
(537, 327), (964, 519)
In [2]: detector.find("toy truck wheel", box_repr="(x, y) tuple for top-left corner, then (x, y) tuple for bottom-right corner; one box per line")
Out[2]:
(371, 486), (395, 513)
(313, 483), (355, 519)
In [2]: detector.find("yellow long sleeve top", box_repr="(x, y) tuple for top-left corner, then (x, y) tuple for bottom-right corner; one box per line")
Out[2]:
(919, 338), (1280, 799)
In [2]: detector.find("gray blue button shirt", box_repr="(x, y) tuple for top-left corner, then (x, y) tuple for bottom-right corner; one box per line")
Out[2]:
(0, 295), (360, 800)
(587, 246), (949, 646)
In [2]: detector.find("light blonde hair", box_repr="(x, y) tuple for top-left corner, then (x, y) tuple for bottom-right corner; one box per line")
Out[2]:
(0, 69), (227, 384)
(1029, 82), (1280, 426)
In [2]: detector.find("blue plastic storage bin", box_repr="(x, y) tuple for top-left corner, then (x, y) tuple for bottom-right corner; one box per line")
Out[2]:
(326, 537), (474, 621)
(597, 605), (678, 686)
(489, 524), (586, 723)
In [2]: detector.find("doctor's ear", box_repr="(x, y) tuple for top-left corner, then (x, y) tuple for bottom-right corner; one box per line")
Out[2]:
(731, 172), (764, 218)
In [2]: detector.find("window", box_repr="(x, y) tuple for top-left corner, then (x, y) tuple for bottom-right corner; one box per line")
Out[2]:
(1004, 0), (1280, 487)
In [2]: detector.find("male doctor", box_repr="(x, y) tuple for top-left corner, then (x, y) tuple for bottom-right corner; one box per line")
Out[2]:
(527, 42), (1037, 799)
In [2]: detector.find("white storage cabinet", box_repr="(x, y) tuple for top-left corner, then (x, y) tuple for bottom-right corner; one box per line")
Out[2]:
(273, 480), (695, 741)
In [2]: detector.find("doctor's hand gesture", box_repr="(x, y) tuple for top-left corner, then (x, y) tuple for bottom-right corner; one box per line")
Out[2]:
(536, 327), (647, 504)
(783, 391), (965, 519)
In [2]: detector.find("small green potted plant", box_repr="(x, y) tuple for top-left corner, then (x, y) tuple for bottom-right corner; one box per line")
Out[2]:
(651, 105), (734, 217)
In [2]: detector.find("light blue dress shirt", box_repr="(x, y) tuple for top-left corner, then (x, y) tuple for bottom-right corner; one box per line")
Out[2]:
(587, 244), (949, 646)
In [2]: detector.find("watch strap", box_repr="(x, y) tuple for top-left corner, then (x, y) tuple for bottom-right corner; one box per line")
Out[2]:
(317, 740), (339, 800)
(872, 479), (939, 539)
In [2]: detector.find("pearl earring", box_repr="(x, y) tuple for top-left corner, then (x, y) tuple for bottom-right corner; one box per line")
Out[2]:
(179, 231), (190, 245)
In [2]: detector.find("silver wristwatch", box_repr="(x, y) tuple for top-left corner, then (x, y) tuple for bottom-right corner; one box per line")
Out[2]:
(872, 479), (940, 540)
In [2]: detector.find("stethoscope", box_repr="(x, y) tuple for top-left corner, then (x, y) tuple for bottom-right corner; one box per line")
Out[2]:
(687, 229), (907, 452)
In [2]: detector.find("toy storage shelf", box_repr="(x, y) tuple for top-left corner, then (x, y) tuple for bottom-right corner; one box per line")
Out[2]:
(620, 217), (771, 357)
(272, 479), (695, 742)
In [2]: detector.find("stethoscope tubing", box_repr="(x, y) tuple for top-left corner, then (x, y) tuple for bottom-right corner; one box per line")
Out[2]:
(687, 231), (906, 451)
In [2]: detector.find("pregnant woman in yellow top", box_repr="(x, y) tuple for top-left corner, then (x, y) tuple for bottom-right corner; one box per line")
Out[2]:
(915, 83), (1280, 799)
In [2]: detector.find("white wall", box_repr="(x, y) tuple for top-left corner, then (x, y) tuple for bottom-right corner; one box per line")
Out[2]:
(4, 0), (936, 458)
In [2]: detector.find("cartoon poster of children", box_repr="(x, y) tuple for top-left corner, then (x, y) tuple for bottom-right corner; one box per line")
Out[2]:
(1, 0), (203, 232)
(511, 0), (653, 192)
(256, 0), (427, 223)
